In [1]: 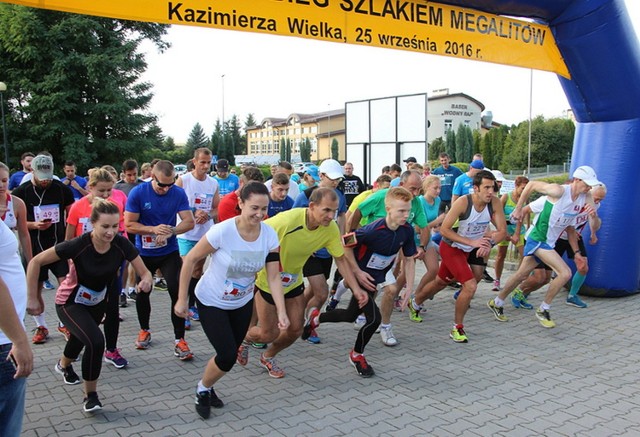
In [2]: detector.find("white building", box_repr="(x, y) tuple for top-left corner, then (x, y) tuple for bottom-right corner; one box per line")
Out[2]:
(427, 88), (486, 142)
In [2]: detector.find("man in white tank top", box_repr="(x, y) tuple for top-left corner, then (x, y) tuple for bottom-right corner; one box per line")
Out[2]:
(409, 170), (507, 343)
(488, 166), (601, 328)
(176, 148), (220, 325)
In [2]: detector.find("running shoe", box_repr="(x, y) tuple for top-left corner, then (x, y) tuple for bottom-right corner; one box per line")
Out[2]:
(195, 387), (224, 419)
(154, 278), (167, 290)
(482, 269), (495, 283)
(325, 298), (339, 312)
(43, 279), (55, 290)
(259, 353), (285, 378)
(104, 348), (128, 369)
(301, 307), (320, 341)
(174, 338), (194, 361)
(32, 326), (49, 344)
(453, 290), (460, 300)
(407, 302), (423, 323)
(188, 306), (200, 321)
(83, 392), (103, 413)
(566, 295), (588, 308)
(119, 293), (128, 308)
(349, 351), (375, 378)
(487, 299), (508, 322)
(57, 323), (71, 342)
(185, 318), (191, 330)
(353, 315), (366, 330)
(236, 341), (249, 366)
(511, 289), (533, 310)
(55, 360), (80, 385)
(127, 289), (138, 302)
(379, 325), (398, 346)
(306, 329), (321, 344)
(535, 309), (556, 328)
(450, 325), (468, 343)
(251, 342), (267, 349)
(492, 279), (501, 291)
(135, 329), (151, 349)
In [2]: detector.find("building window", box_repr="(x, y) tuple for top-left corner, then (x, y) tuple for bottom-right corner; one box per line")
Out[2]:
(444, 119), (453, 133)
(464, 120), (470, 127)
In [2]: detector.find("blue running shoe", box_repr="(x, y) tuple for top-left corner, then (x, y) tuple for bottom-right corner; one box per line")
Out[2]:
(188, 306), (200, 321)
(43, 280), (55, 290)
(566, 295), (587, 308)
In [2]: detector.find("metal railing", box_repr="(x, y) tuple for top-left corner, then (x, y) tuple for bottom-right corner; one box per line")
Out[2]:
(508, 163), (570, 178)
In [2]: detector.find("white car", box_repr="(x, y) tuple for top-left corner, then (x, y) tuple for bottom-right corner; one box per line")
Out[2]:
(174, 164), (187, 176)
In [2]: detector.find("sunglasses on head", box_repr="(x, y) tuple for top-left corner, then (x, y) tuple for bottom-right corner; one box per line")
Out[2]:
(154, 176), (175, 188)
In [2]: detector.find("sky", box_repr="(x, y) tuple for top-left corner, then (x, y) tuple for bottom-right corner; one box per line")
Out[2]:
(140, 1), (640, 144)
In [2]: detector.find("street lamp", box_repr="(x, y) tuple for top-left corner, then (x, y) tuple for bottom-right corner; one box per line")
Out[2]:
(221, 74), (225, 125)
(0, 81), (8, 166)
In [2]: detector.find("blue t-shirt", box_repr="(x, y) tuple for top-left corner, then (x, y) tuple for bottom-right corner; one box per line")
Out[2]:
(432, 165), (463, 201)
(214, 174), (240, 196)
(452, 173), (473, 197)
(353, 218), (416, 284)
(268, 196), (294, 218)
(9, 171), (27, 190)
(64, 176), (87, 200)
(419, 196), (441, 224)
(293, 186), (347, 259)
(125, 182), (190, 257)
(390, 177), (401, 187)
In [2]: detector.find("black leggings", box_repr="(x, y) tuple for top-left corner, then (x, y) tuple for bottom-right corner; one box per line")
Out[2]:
(56, 302), (106, 382)
(103, 279), (120, 351)
(319, 291), (380, 354)
(137, 251), (184, 340)
(198, 298), (253, 372)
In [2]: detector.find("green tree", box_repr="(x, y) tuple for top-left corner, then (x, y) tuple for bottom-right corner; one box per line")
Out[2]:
(429, 137), (445, 160)
(300, 138), (312, 162)
(445, 129), (456, 161)
(455, 124), (473, 163)
(185, 122), (209, 157)
(210, 119), (223, 157)
(0, 5), (169, 171)
(480, 124), (509, 169)
(331, 138), (339, 160)
(279, 138), (291, 162)
(227, 115), (243, 155)
(244, 113), (257, 129)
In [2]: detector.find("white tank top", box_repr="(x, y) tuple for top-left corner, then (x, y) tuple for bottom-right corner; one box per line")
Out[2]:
(177, 172), (219, 241)
(444, 195), (493, 252)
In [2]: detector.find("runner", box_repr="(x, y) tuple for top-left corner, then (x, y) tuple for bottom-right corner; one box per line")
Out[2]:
(488, 166), (601, 328)
(409, 170), (506, 342)
(175, 182), (289, 419)
(125, 160), (196, 359)
(26, 199), (152, 412)
(175, 148), (220, 329)
(303, 187), (417, 376)
(239, 187), (373, 378)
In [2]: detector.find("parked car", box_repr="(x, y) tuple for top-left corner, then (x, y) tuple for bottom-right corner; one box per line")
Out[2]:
(174, 164), (187, 176)
(294, 162), (315, 175)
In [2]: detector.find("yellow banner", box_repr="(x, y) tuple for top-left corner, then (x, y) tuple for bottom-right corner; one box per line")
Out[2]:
(0, 0), (570, 78)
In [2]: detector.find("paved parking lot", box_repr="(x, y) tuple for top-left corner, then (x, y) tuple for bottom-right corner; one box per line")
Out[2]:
(22, 265), (640, 437)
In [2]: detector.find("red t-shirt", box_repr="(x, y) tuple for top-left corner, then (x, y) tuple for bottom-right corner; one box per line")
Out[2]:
(67, 195), (126, 237)
(218, 191), (240, 222)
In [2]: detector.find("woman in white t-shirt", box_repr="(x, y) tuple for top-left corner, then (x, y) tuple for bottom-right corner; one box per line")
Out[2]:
(175, 181), (289, 420)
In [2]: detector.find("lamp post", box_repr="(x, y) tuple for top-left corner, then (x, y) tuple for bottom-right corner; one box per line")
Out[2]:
(527, 69), (533, 177)
(0, 82), (8, 166)
(221, 74), (225, 126)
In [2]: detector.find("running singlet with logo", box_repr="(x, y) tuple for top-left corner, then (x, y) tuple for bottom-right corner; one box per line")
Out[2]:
(177, 172), (219, 242)
(558, 202), (600, 241)
(255, 208), (344, 294)
(443, 194), (493, 252)
(526, 185), (586, 247)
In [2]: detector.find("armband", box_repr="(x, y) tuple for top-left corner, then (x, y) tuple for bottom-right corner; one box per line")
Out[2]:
(266, 252), (280, 263)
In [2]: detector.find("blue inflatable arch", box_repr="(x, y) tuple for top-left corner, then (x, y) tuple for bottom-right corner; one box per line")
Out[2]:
(444, 0), (639, 296)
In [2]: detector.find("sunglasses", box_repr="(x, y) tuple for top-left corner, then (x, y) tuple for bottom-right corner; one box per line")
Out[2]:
(154, 176), (175, 188)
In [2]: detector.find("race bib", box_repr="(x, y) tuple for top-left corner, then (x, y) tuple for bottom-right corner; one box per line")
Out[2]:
(34, 204), (60, 223)
(557, 213), (577, 227)
(221, 280), (254, 301)
(74, 284), (107, 306)
(193, 192), (214, 211)
(280, 272), (299, 288)
(142, 234), (168, 249)
(79, 217), (93, 234)
(366, 253), (396, 270)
